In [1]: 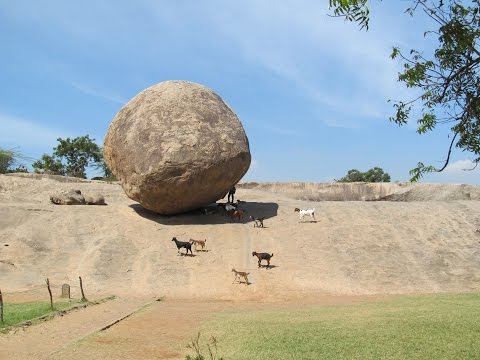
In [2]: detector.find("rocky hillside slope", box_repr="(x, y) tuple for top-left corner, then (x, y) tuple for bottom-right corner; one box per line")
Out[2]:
(1, 174), (480, 300)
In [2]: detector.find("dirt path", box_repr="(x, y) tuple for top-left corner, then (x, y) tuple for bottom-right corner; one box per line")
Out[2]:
(0, 296), (148, 360)
(0, 294), (386, 360)
(50, 299), (235, 360)
(48, 295), (386, 360)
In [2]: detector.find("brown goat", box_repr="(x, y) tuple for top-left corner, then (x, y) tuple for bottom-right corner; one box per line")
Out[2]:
(231, 268), (249, 285)
(227, 208), (245, 222)
(190, 238), (207, 251)
(252, 251), (274, 268)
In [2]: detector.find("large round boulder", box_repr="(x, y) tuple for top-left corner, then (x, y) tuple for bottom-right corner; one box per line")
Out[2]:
(104, 80), (251, 214)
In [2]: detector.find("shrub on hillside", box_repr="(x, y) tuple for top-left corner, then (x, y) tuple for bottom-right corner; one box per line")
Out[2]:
(337, 167), (391, 183)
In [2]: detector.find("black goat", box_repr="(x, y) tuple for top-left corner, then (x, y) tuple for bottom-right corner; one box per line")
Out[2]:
(172, 237), (192, 255)
(252, 251), (274, 268)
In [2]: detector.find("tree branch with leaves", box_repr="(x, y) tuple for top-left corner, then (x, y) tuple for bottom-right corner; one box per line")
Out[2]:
(330, 0), (480, 181)
(0, 147), (31, 174)
(33, 135), (107, 179)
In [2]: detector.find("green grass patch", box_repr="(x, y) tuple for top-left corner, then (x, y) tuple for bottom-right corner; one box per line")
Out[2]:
(195, 293), (480, 360)
(0, 299), (83, 330)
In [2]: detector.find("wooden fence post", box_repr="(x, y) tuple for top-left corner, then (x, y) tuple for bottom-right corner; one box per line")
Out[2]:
(46, 278), (53, 310)
(0, 288), (4, 322)
(79, 276), (88, 302)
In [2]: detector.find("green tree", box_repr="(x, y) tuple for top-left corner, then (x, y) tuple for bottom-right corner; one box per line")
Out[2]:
(0, 148), (14, 174)
(337, 169), (364, 182)
(330, 0), (370, 30)
(329, 0), (480, 181)
(364, 166), (391, 182)
(0, 147), (29, 174)
(7, 165), (29, 173)
(337, 167), (391, 182)
(32, 154), (66, 175)
(93, 148), (113, 179)
(53, 135), (102, 178)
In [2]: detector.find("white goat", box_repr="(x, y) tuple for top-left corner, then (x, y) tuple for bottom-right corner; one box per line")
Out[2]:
(217, 202), (237, 216)
(294, 207), (316, 222)
(225, 203), (237, 212)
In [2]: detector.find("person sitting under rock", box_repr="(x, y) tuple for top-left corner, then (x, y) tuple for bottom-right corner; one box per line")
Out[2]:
(228, 186), (236, 203)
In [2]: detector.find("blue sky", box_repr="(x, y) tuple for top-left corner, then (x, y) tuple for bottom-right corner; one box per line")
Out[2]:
(1, 0), (479, 184)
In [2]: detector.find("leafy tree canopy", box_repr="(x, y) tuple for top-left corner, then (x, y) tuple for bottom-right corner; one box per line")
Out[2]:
(329, 0), (480, 181)
(337, 167), (391, 182)
(32, 154), (66, 176)
(53, 135), (102, 178)
(32, 135), (106, 179)
(330, 0), (370, 30)
(0, 147), (29, 174)
(92, 148), (113, 179)
(0, 148), (14, 174)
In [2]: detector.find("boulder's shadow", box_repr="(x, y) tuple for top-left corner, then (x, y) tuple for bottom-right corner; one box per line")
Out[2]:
(129, 201), (279, 225)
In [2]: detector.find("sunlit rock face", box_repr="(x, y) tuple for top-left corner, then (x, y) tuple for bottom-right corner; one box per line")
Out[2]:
(104, 80), (251, 214)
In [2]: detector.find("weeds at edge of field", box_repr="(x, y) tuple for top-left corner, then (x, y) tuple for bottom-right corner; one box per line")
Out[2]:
(185, 331), (224, 360)
(0, 295), (116, 334)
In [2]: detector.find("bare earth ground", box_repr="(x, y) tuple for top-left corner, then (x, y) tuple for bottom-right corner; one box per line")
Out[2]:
(0, 294), (385, 360)
(1, 174), (480, 359)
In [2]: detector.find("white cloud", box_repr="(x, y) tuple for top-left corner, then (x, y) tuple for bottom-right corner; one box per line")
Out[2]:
(443, 159), (477, 174)
(0, 112), (106, 173)
(0, 0), (432, 130)
(70, 81), (126, 105)
(423, 159), (480, 184)
(249, 122), (301, 137)
(182, 0), (416, 126)
(2, 1), (408, 124)
(0, 113), (71, 151)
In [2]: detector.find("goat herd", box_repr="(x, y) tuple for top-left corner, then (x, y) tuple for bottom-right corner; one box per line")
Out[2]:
(171, 200), (317, 285)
